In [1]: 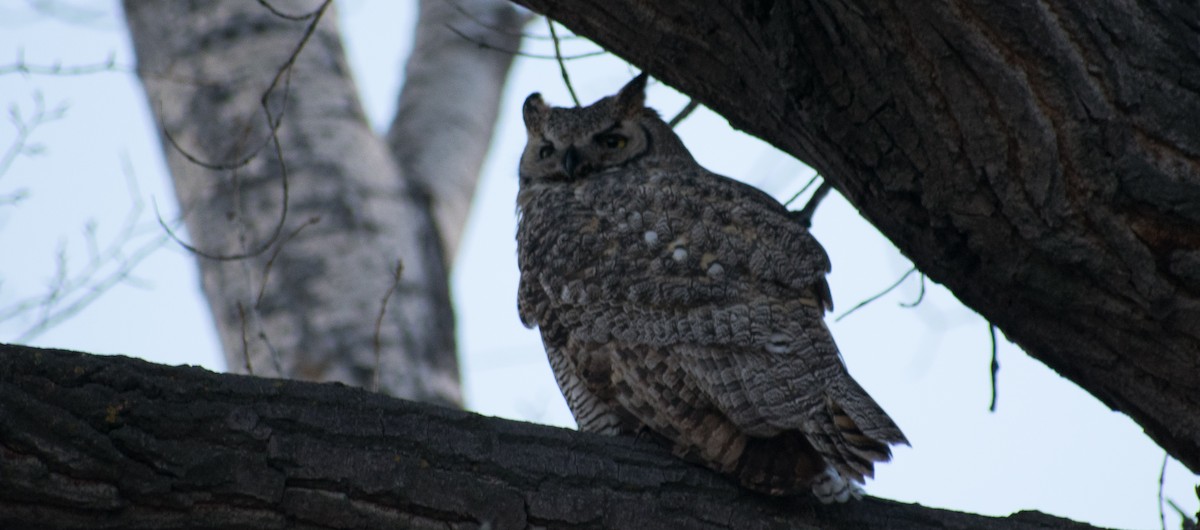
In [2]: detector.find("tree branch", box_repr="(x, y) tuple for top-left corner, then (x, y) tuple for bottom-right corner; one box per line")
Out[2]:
(0, 344), (1106, 529)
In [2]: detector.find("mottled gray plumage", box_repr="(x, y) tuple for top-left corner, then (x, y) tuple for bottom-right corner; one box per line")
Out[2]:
(515, 74), (907, 502)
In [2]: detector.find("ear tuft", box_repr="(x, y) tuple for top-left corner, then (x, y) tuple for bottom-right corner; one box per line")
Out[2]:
(615, 72), (650, 117)
(523, 93), (549, 132)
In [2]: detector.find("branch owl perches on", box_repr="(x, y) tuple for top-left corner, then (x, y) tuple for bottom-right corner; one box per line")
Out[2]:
(515, 73), (907, 503)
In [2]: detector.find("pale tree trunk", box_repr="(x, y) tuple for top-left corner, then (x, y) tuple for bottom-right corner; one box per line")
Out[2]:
(388, 0), (527, 263)
(512, 0), (1200, 473)
(123, 0), (523, 405)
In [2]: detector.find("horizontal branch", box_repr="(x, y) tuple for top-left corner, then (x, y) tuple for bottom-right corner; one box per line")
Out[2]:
(0, 344), (1101, 529)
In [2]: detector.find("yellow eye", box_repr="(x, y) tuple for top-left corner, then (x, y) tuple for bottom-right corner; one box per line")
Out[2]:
(597, 134), (627, 149)
(538, 144), (554, 159)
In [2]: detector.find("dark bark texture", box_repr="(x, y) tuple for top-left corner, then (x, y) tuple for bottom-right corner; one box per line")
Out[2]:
(0, 344), (1108, 529)
(509, 0), (1200, 471)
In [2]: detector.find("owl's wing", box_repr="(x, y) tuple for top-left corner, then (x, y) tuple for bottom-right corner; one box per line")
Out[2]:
(666, 330), (907, 483)
(536, 169), (904, 480)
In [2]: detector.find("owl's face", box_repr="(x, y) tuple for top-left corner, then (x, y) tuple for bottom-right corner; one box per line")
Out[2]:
(519, 73), (653, 183)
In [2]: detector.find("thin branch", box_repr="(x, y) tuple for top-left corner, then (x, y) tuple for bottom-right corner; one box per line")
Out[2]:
(373, 261), (405, 393)
(255, 216), (322, 307)
(547, 18), (580, 106)
(153, 0), (333, 261)
(1164, 495), (1198, 530)
(1, 91), (69, 177)
(783, 174), (822, 208)
(445, 0), (557, 40)
(0, 159), (175, 342)
(1160, 452), (1169, 530)
(444, 25), (606, 59)
(237, 301), (254, 375)
(0, 189), (28, 206)
(256, 0), (320, 21)
(900, 273), (927, 308)
(668, 100), (700, 128)
(988, 323), (1000, 412)
(261, 330), (284, 377)
(835, 266), (918, 322)
(794, 181), (833, 228)
(0, 50), (128, 77)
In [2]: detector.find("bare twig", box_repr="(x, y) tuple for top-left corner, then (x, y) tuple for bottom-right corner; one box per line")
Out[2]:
(0, 189), (28, 206)
(794, 181), (833, 228)
(21, 0), (109, 27)
(237, 301), (254, 375)
(988, 323), (1000, 412)
(256, 0), (320, 21)
(547, 19), (580, 106)
(1160, 452), (1169, 530)
(154, 0), (333, 261)
(1164, 495), (1198, 530)
(900, 273), (927, 308)
(783, 174), (822, 208)
(255, 216), (322, 306)
(259, 327), (284, 377)
(667, 100), (700, 128)
(443, 25), (605, 60)
(1, 91), (69, 177)
(0, 50), (127, 77)
(1, 163), (175, 341)
(835, 266), (918, 322)
(373, 261), (405, 393)
(444, 0), (558, 40)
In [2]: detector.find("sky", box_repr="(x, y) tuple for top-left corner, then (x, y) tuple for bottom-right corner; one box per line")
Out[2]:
(0, 2), (1196, 529)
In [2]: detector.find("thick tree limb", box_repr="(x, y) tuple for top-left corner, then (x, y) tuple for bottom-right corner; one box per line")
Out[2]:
(509, 0), (1200, 472)
(0, 344), (1105, 529)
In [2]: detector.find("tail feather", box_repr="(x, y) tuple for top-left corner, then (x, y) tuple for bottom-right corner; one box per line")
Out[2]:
(833, 376), (909, 446)
(800, 384), (908, 500)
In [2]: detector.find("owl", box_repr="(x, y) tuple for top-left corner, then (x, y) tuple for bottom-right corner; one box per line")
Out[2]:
(515, 73), (907, 502)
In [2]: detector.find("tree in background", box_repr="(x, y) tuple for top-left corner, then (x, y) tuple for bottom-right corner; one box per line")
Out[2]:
(123, 0), (524, 404)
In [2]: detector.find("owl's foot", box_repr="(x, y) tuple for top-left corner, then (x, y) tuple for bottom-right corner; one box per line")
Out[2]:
(810, 467), (864, 504)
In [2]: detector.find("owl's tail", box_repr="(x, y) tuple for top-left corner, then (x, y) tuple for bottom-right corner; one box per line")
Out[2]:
(804, 375), (908, 500)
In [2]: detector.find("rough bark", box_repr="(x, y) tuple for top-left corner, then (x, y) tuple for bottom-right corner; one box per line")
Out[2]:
(509, 0), (1200, 472)
(0, 344), (1107, 530)
(123, 1), (473, 405)
(386, 0), (528, 264)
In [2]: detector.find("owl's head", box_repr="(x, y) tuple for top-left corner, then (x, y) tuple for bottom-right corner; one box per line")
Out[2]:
(519, 73), (691, 183)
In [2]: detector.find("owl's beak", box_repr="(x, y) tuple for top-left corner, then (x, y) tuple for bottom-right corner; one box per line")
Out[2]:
(562, 146), (581, 178)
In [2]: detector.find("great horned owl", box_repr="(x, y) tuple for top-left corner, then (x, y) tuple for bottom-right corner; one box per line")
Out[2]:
(515, 73), (907, 502)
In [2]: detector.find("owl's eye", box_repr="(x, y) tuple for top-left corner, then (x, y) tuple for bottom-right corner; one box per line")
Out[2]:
(596, 134), (627, 149)
(538, 144), (555, 159)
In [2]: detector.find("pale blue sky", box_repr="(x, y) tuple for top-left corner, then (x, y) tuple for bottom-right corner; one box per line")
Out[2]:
(0, 2), (1195, 528)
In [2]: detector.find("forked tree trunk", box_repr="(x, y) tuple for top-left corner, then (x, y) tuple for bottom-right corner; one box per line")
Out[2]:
(123, 0), (523, 404)
(511, 0), (1200, 473)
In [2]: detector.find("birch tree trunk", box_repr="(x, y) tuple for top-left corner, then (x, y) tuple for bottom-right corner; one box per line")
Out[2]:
(122, 0), (523, 405)
(388, 0), (526, 263)
(510, 0), (1200, 471)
